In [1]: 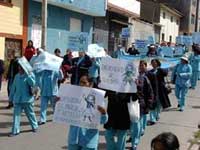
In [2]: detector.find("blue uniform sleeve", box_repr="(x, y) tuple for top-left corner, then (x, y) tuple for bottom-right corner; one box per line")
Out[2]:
(9, 75), (17, 102)
(100, 113), (108, 124)
(27, 74), (36, 87)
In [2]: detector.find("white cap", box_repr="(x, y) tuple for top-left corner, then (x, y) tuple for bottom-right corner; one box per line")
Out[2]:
(181, 56), (189, 62)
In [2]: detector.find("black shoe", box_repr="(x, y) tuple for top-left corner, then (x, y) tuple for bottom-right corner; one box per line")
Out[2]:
(126, 137), (132, 143)
(198, 124), (200, 129)
(32, 128), (38, 133)
(147, 121), (156, 126)
(6, 102), (13, 109)
(177, 104), (180, 108)
(8, 133), (19, 137)
(38, 121), (45, 125)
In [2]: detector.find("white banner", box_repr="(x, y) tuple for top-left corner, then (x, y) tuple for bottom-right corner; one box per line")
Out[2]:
(53, 84), (106, 129)
(33, 52), (63, 72)
(99, 57), (138, 93)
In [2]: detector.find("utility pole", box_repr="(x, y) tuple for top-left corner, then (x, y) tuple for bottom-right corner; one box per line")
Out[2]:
(41, 0), (47, 50)
(195, 0), (200, 32)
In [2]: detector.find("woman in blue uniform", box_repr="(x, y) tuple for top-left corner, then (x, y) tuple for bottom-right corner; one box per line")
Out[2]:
(9, 65), (38, 136)
(171, 56), (192, 111)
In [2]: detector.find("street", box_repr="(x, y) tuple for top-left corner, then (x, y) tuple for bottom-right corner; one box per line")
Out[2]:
(0, 81), (200, 150)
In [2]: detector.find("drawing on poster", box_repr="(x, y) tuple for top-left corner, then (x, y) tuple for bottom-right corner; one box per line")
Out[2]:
(123, 63), (136, 86)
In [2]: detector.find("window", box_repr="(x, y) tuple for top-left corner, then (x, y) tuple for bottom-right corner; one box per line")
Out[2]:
(191, 15), (195, 24)
(70, 18), (82, 32)
(176, 19), (179, 25)
(0, 0), (12, 7)
(169, 36), (172, 42)
(171, 16), (173, 22)
(162, 33), (165, 41)
(163, 12), (166, 19)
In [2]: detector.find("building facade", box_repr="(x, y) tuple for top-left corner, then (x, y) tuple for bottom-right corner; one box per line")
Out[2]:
(28, 0), (106, 54)
(0, 0), (28, 60)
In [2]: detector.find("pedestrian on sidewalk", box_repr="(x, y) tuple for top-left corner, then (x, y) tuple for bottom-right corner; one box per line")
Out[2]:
(6, 50), (18, 109)
(24, 40), (36, 61)
(67, 75), (108, 150)
(9, 64), (38, 136)
(171, 55), (192, 111)
(0, 58), (4, 91)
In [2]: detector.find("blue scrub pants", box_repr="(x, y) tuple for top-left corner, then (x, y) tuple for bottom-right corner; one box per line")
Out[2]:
(130, 115), (147, 147)
(191, 71), (199, 88)
(105, 129), (127, 150)
(175, 85), (188, 111)
(149, 102), (162, 122)
(40, 96), (56, 122)
(12, 103), (38, 134)
(68, 144), (97, 150)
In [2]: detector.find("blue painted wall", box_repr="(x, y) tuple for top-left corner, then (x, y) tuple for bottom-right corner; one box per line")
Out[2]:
(28, 0), (93, 54)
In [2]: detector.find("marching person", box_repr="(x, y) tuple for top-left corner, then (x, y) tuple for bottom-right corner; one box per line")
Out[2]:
(190, 45), (200, 89)
(71, 51), (92, 85)
(24, 40), (36, 61)
(171, 55), (192, 111)
(128, 43), (140, 56)
(6, 50), (19, 109)
(146, 44), (158, 57)
(67, 75), (108, 150)
(38, 69), (63, 125)
(9, 64), (38, 136)
(62, 49), (73, 79)
(148, 59), (171, 125)
(130, 60), (154, 150)
(54, 48), (62, 58)
(0, 58), (4, 91)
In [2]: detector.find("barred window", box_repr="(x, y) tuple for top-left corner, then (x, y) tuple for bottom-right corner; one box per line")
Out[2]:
(0, 0), (11, 3)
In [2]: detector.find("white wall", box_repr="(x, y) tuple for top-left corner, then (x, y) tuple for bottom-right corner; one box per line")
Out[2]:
(108, 0), (140, 16)
(160, 7), (180, 43)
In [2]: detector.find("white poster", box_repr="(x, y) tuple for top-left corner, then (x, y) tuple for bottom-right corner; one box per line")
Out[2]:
(99, 57), (138, 93)
(33, 52), (63, 72)
(18, 57), (33, 75)
(31, 24), (42, 49)
(53, 84), (106, 129)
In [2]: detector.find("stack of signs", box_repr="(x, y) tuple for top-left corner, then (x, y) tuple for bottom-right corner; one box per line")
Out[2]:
(68, 32), (89, 51)
(135, 39), (148, 55)
(32, 51), (63, 72)
(176, 36), (193, 46)
(53, 84), (106, 129)
(99, 57), (138, 93)
(86, 44), (106, 58)
(192, 32), (200, 44)
(161, 46), (174, 57)
(18, 56), (33, 75)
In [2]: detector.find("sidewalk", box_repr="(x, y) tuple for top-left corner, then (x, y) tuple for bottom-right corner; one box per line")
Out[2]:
(0, 81), (200, 150)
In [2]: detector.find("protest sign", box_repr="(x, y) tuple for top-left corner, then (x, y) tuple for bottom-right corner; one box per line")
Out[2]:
(135, 40), (148, 55)
(176, 36), (193, 46)
(86, 44), (106, 58)
(33, 52), (63, 72)
(161, 46), (174, 57)
(18, 57), (33, 75)
(192, 32), (200, 44)
(174, 46), (184, 56)
(53, 84), (106, 129)
(121, 27), (130, 38)
(68, 32), (88, 51)
(147, 36), (155, 45)
(98, 57), (138, 93)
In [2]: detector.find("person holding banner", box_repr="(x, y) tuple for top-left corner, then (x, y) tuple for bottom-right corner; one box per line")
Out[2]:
(67, 75), (108, 150)
(171, 55), (192, 111)
(146, 45), (158, 57)
(9, 64), (38, 136)
(38, 69), (63, 125)
(71, 52), (92, 85)
(130, 60), (154, 150)
(190, 45), (200, 89)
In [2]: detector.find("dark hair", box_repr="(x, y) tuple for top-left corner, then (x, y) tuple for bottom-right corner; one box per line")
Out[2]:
(79, 74), (94, 87)
(151, 132), (180, 150)
(151, 59), (161, 67)
(139, 60), (147, 67)
(54, 48), (61, 54)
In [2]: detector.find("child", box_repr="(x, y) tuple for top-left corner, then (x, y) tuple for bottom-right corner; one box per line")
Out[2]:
(67, 75), (108, 150)
(9, 65), (38, 136)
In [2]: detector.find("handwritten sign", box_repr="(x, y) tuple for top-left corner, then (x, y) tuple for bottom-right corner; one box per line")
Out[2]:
(99, 57), (138, 93)
(176, 36), (193, 46)
(18, 57), (33, 75)
(192, 32), (200, 44)
(53, 84), (106, 129)
(161, 46), (174, 57)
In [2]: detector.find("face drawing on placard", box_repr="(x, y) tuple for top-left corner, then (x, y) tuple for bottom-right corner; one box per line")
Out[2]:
(122, 63), (136, 86)
(83, 93), (96, 122)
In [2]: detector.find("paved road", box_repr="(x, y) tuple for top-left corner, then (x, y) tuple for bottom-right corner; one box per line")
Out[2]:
(0, 81), (200, 150)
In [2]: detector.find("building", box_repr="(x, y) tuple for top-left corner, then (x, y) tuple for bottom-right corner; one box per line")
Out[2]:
(0, 0), (28, 60)
(28, 0), (106, 54)
(93, 0), (140, 51)
(159, 4), (182, 43)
